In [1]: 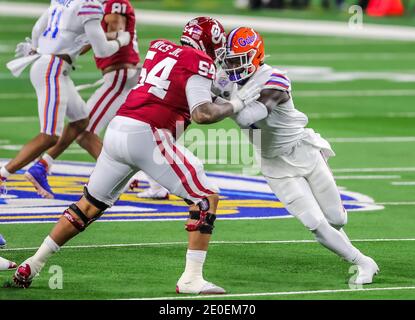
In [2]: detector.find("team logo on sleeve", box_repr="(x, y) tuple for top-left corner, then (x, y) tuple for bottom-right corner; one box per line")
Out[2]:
(0, 161), (383, 224)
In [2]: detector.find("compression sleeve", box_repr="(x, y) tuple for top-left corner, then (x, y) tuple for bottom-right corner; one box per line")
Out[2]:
(31, 10), (49, 49)
(186, 74), (213, 114)
(84, 19), (120, 58)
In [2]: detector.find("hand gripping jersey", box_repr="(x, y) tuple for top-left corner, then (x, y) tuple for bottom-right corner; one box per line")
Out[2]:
(95, 0), (140, 70)
(37, 0), (104, 62)
(117, 39), (216, 136)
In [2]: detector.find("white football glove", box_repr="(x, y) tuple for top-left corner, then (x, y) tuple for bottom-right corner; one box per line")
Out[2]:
(15, 37), (36, 58)
(229, 80), (261, 113)
(116, 31), (131, 47)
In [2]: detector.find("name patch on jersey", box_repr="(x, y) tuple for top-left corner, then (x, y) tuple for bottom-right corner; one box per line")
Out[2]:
(0, 161), (383, 224)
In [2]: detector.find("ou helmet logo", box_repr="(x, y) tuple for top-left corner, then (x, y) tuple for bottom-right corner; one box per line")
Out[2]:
(211, 23), (224, 45)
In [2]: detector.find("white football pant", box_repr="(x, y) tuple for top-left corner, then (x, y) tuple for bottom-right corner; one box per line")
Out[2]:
(87, 116), (218, 206)
(265, 143), (362, 262)
(31, 55), (88, 136)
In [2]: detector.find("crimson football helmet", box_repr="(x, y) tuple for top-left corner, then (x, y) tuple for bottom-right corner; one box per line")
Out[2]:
(180, 17), (226, 64)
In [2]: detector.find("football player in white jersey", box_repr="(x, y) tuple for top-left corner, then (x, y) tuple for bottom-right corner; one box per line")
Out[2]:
(0, 0), (131, 194)
(217, 27), (379, 285)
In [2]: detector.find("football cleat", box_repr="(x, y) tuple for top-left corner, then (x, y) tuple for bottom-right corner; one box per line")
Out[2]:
(176, 277), (226, 294)
(0, 234), (6, 249)
(0, 257), (17, 271)
(352, 256), (380, 285)
(12, 258), (43, 288)
(25, 162), (54, 199)
(136, 188), (169, 200)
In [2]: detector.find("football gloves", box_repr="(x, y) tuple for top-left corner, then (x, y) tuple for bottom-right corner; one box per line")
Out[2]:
(15, 37), (36, 58)
(230, 80), (261, 113)
(116, 31), (131, 48)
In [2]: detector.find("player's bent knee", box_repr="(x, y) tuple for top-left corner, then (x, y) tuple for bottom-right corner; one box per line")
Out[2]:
(326, 208), (348, 228)
(185, 198), (216, 234)
(70, 118), (89, 133)
(39, 133), (59, 146)
(296, 211), (324, 231)
(83, 186), (110, 212)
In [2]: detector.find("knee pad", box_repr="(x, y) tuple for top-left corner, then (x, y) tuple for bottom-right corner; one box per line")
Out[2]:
(63, 203), (91, 232)
(185, 198), (216, 234)
(83, 186), (109, 212)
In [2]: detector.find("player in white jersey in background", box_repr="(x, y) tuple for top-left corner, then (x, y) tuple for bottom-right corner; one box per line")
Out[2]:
(216, 27), (379, 285)
(24, 0), (140, 199)
(0, 0), (130, 195)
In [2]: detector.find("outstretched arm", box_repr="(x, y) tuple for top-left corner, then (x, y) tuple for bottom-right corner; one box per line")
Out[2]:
(188, 76), (260, 124)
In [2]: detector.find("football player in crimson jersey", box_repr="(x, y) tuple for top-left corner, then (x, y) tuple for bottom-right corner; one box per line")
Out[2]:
(13, 17), (260, 294)
(218, 27), (379, 285)
(25, 0), (140, 199)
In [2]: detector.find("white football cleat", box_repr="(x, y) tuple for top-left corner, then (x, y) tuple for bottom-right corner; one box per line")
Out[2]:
(352, 256), (380, 285)
(0, 256), (17, 271)
(136, 188), (169, 200)
(176, 277), (226, 294)
(12, 257), (44, 288)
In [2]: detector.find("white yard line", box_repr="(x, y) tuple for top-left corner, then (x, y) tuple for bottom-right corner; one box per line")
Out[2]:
(125, 286), (415, 300)
(327, 137), (415, 143)
(0, 116), (38, 122)
(1, 2), (415, 41)
(333, 175), (400, 180)
(333, 167), (415, 173)
(308, 112), (415, 119)
(274, 53), (415, 60)
(377, 202), (415, 205)
(391, 182), (415, 186)
(296, 90), (415, 97)
(2, 238), (415, 252)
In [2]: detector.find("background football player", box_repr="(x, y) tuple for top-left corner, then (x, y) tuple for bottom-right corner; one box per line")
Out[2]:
(215, 27), (379, 285)
(24, 0), (140, 199)
(12, 17), (260, 294)
(0, 0), (131, 195)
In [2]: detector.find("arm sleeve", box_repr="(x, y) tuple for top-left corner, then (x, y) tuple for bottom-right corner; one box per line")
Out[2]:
(31, 10), (49, 49)
(185, 74), (213, 114)
(263, 71), (291, 92)
(233, 101), (269, 128)
(84, 19), (120, 58)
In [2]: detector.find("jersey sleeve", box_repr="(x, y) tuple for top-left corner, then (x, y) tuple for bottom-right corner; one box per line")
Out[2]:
(183, 49), (216, 81)
(263, 70), (291, 92)
(78, 0), (104, 25)
(185, 74), (213, 114)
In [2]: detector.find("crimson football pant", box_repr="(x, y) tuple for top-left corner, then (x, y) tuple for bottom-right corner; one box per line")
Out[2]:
(86, 68), (139, 135)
